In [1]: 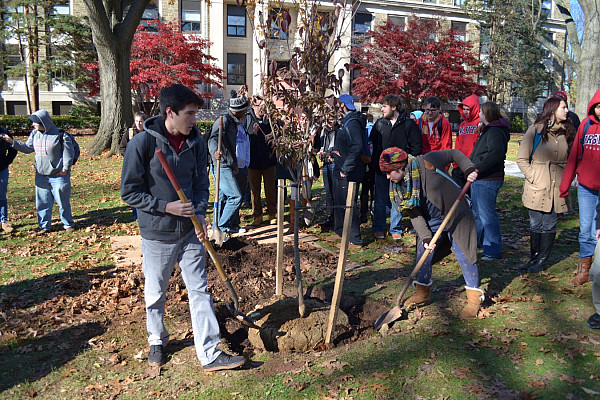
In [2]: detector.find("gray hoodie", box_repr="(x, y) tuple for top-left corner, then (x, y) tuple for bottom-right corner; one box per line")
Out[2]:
(12, 109), (74, 176)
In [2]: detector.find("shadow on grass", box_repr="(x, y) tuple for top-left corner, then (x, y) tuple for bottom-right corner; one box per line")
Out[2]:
(73, 205), (134, 228)
(0, 321), (106, 393)
(0, 265), (114, 312)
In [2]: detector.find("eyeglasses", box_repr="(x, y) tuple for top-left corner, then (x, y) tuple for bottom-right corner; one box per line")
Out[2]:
(424, 108), (439, 113)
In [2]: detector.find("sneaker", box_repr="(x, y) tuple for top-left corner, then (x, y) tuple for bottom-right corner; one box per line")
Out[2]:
(65, 227), (74, 233)
(1, 222), (13, 233)
(391, 234), (402, 240)
(148, 345), (164, 366)
(374, 232), (385, 240)
(481, 255), (499, 261)
(34, 228), (51, 236)
(588, 313), (600, 329)
(202, 352), (246, 372)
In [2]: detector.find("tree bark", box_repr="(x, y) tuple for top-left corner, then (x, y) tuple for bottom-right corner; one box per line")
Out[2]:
(82, 0), (149, 156)
(573, 7), (600, 118)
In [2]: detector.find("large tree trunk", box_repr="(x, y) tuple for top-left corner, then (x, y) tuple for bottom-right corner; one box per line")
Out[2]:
(573, 11), (600, 118)
(82, 0), (149, 156)
(88, 40), (132, 156)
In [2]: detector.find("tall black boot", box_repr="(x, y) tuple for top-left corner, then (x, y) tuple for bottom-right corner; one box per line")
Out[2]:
(515, 231), (541, 271)
(527, 231), (555, 273)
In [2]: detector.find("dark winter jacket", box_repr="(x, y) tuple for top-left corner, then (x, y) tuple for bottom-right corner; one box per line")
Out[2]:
(244, 108), (277, 170)
(332, 110), (366, 182)
(370, 110), (422, 176)
(208, 110), (240, 169)
(119, 128), (141, 156)
(469, 118), (510, 180)
(0, 127), (17, 172)
(409, 149), (477, 264)
(121, 115), (209, 241)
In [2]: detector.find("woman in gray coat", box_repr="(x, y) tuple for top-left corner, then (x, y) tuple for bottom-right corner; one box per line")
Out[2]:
(516, 97), (576, 273)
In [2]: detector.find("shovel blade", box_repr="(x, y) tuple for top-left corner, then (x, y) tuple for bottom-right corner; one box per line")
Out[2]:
(373, 306), (404, 330)
(211, 229), (225, 247)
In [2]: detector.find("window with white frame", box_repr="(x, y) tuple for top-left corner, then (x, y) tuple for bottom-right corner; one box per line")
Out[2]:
(140, 4), (159, 32)
(542, 0), (552, 17)
(353, 13), (372, 35)
(182, 0), (201, 32)
(451, 21), (467, 41)
(227, 5), (246, 37)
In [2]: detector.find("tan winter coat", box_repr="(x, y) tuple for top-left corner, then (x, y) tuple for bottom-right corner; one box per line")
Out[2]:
(516, 123), (571, 213)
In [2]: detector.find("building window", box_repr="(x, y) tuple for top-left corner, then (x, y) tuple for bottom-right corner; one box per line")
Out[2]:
(227, 5), (246, 37)
(353, 13), (372, 35)
(140, 4), (159, 32)
(227, 53), (246, 85)
(423, 0), (436, 3)
(269, 8), (291, 39)
(6, 101), (27, 115)
(50, 4), (70, 15)
(454, 0), (465, 6)
(182, 1), (201, 32)
(52, 101), (72, 116)
(542, 0), (552, 17)
(451, 21), (467, 41)
(388, 15), (405, 30)
(479, 27), (489, 55)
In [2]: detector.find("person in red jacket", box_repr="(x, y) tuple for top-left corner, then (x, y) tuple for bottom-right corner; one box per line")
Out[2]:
(453, 95), (481, 184)
(559, 87), (600, 286)
(418, 96), (452, 154)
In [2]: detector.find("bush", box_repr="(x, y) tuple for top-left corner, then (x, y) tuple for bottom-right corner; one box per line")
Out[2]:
(510, 116), (527, 133)
(197, 121), (213, 133)
(0, 115), (100, 136)
(67, 104), (99, 118)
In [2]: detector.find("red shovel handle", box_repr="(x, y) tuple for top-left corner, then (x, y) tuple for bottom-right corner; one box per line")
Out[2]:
(155, 149), (181, 191)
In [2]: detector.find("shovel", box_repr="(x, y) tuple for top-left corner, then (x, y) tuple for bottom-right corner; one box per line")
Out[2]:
(373, 175), (475, 330)
(211, 117), (226, 246)
(155, 149), (261, 330)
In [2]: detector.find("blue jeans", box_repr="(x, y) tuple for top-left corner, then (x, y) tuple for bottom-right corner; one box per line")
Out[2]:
(415, 233), (479, 288)
(471, 179), (503, 258)
(142, 229), (221, 365)
(590, 240), (600, 314)
(578, 183), (599, 258)
(372, 173), (402, 235)
(35, 172), (74, 230)
(212, 166), (242, 232)
(0, 168), (8, 223)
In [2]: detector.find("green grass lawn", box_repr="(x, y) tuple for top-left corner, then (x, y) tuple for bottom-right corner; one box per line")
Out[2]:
(1, 134), (599, 399)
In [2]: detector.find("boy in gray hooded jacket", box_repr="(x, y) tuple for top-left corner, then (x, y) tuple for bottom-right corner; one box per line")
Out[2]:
(1, 109), (75, 233)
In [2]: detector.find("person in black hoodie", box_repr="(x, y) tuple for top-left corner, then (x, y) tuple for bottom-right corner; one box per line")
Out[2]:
(370, 94), (422, 240)
(244, 95), (277, 226)
(330, 94), (366, 246)
(0, 126), (17, 233)
(469, 101), (510, 260)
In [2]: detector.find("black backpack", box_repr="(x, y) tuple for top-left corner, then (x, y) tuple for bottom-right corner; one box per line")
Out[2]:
(343, 117), (373, 164)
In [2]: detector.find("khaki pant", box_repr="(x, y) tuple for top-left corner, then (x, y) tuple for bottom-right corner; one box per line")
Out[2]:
(248, 166), (276, 218)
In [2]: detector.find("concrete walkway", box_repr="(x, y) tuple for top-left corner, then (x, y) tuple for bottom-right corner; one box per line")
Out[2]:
(504, 160), (524, 179)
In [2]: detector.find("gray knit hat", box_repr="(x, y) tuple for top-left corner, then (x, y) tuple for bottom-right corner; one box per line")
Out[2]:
(229, 96), (249, 112)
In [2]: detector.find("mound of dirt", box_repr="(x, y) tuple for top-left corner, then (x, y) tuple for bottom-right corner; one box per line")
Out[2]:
(247, 297), (350, 352)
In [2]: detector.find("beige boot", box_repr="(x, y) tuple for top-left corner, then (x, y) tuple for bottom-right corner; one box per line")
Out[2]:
(569, 257), (592, 286)
(403, 282), (432, 308)
(1, 222), (13, 233)
(268, 213), (277, 225)
(460, 287), (484, 319)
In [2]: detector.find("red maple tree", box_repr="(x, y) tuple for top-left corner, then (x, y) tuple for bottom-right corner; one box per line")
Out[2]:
(352, 17), (485, 110)
(84, 20), (224, 115)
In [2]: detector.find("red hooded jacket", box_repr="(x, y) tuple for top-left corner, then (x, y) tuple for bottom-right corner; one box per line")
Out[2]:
(559, 87), (600, 195)
(418, 114), (452, 154)
(456, 94), (481, 157)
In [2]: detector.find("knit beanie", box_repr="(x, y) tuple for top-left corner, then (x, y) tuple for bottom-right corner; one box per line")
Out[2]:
(379, 147), (409, 173)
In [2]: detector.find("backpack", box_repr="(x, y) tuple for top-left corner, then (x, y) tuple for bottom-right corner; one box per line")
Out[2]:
(344, 117), (373, 164)
(60, 130), (80, 165)
(577, 119), (594, 160)
(417, 118), (444, 137)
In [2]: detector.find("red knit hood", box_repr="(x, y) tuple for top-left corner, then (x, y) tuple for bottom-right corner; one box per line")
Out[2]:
(587, 87), (600, 123)
(458, 94), (481, 123)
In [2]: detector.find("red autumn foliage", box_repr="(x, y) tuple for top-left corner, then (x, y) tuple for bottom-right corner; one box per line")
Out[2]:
(351, 17), (485, 110)
(83, 19), (224, 114)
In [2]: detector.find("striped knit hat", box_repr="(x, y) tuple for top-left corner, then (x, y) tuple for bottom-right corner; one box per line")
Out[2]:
(379, 147), (409, 173)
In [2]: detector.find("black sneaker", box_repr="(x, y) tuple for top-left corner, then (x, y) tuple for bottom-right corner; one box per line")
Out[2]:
(587, 313), (600, 329)
(148, 345), (164, 366)
(202, 352), (246, 372)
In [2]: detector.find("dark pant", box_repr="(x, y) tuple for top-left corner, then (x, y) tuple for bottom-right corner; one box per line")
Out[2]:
(528, 208), (558, 233)
(248, 166), (276, 218)
(333, 174), (362, 245)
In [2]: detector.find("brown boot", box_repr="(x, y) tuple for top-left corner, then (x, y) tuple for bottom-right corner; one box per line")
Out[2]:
(251, 215), (263, 227)
(459, 287), (484, 319)
(268, 213), (277, 225)
(569, 257), (592, 286)
(403, 282), (432, 308)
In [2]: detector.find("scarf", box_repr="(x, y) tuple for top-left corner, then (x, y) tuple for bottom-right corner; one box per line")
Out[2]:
(421, 113), (442, 139)
(391, 156), (421, 212)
